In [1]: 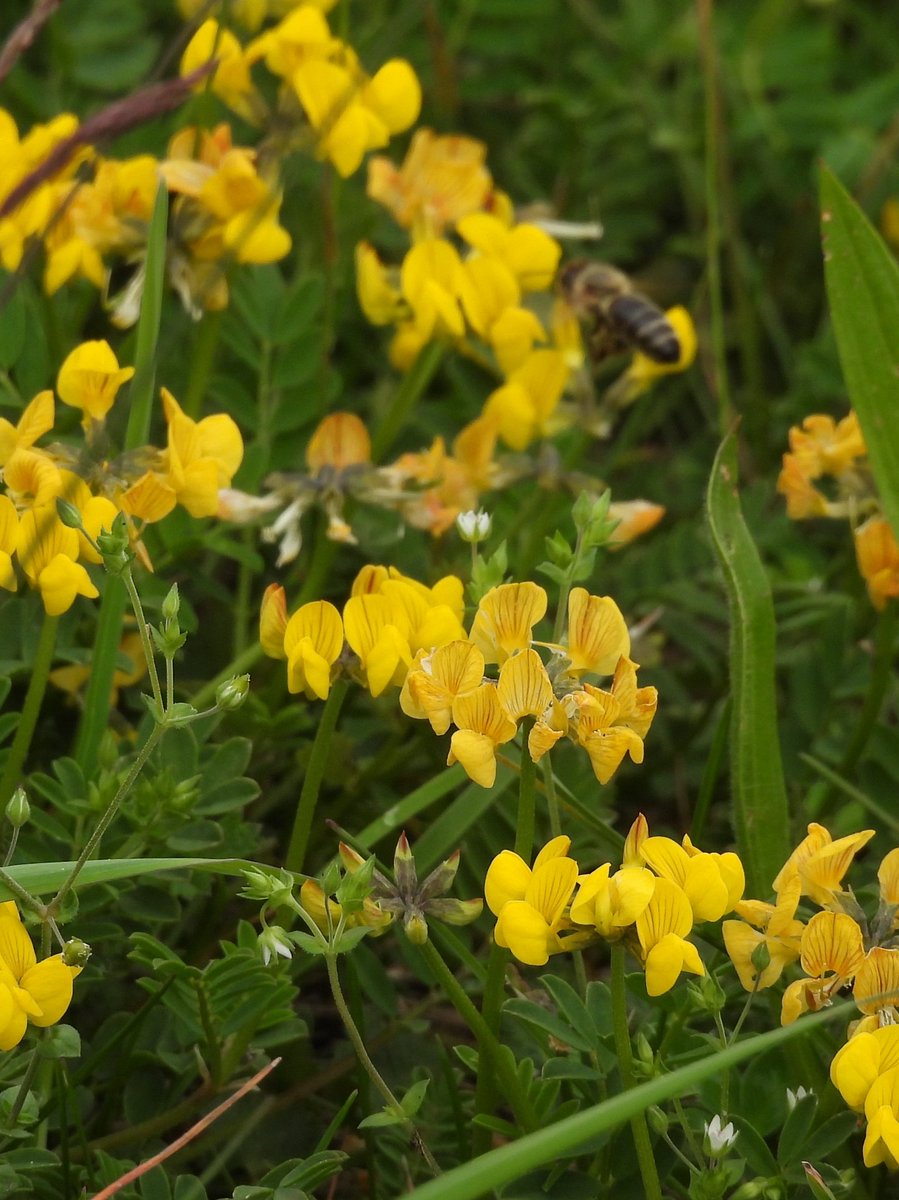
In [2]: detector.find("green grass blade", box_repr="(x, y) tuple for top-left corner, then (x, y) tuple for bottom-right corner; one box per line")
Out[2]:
(414, 766), (515, 872)
(706, 432), (790, 894)
(401, 1007), (846, 1200)
(0, 856), (287, 900)
(125, 181), (168, 451)
(354, 764), (467, 849)
(820, 163), (899, 536)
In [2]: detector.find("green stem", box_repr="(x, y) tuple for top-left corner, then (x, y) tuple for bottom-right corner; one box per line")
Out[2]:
(610, 944), (663, 1200)
(183, 308), (224, 420)
(8, 1035), (43, 1125)
(0, 613), (58, 808)
(51, 722), (165, 915)
(696, 0), (733, 436)
(371, 341), (445, 460)
(0, 864), (43, 915)
(514, 722), (537, 862)
(542, 759), (562, 839)
(839, 599), (897, 777)
(73, 577), (128, 771)
(418, 940), (537, 1133)
(471, 940), (508, 1157)
(325, 953), (440, 1175)
(121, 567), (163, 717)
(285, 678), (349, 873)
(124, 183), (167, 451)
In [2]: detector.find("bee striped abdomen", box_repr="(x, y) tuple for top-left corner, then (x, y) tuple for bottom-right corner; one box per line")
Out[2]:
(607, 295), (680, 365)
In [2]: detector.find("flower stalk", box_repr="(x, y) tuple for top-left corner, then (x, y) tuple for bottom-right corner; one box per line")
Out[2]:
(0, 612), (58, 808)
(286, 676), (350, 873)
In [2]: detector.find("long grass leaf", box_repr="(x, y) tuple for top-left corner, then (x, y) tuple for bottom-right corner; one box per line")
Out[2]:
(706, 432), (790, 894)
(820, 164), (899, 536)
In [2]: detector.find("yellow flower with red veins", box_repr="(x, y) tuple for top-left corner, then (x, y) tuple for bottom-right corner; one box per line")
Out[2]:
(0, 902), (81, 1049)
(773, 822), (874, 909)
(469, 581), (547, 665)
(447, 684), (516, 788)
(723, 872), (804, 992)
(16, 508), (99, 615)
(400, 640), (485, 735)
(781, 910), (866, 1025)
(485, 837), (579, 966)
(562, 586), (630, 676)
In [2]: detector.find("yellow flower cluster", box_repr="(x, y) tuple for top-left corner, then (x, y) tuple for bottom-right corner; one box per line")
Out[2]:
(777, 410), (899, 609)
(0, 341), (243, 613)
(0, 902), (81, 1050)
(180, 7), (421, 179)
(484, 816), (744, 991)
(724, 822), (899, 1170)
(263, 573), (656, 789)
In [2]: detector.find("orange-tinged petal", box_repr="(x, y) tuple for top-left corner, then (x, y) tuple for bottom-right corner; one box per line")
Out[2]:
(565, 588), (630, 676)
(260, 583), (288, 659)
(799, 910), (865, 980)
(497, 648), (552, 721)
(306, 412), (371, 472)
(854, 947), (899, 1015)
(470, 582), (547, 664)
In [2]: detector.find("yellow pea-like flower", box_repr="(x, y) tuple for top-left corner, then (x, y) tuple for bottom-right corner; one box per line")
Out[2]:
(496, 648), (552, 722)
(863, 1066), (899, 1170)
(485, 837), (579, 967)
(448, 684), (516, 788)
(16, 508), (99, 615)
(635, 877), (705, 997)
(57, 340), (134, 423)
(0, 389), (54, 466)
(343, 593), (412, 697)
(0, 902), (81, 1050)
(854, 947), (899, 1017)
(283, 600), (344, 699)
(162, 387), (244, 519)
(854, 517), (899, 611)
(570, 863), (655, 940)
(400, 640), (484, 735)
(564, 587), (630, 677)
(0, 496), (19, 593)
(469, 581), (547, 665)
(831, 1026), (899, 1112)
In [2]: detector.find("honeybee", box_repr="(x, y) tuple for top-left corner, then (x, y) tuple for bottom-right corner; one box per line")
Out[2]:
(559, 259), (681, 366)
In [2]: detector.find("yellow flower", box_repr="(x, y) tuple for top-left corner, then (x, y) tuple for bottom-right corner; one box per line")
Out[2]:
(774, 823), (874, 908)
(640, 835), (739, 923)
(723, 873), (803, 992)
(3, 448), (63, 510)
(246, 5), (335, 77)
(776, 454), (830, 520)
(831, 1026), (899, 1112)
(485, 837), (579, 966)
(570, 863), (655, 940)
(456, 213), (562, 292)
(162, 387), (244, 518)
(56, 341), (134, 423)
(400, 640), (485, 734)
(563, 587), (630, 677)
(379, 578), (465, 654)
(863, 1066), (899, 1169)
(781, 910), (866, 1025)
(447, 684), (516, 788)
(0, 902), (81, 1049)
(299, 880), (391, 936)
(786, 412), (866, 479)
(565, 684), (645, 785)
(291, 59), (396, 178)
(366, 128), (493, 237)
(400, 238), (466, 341)
(496, 648), (553, 722)
(469, 581), (547, 665)
(0, 390), (54, 466)
(854, 517), (899, 611)
(483, 349), (569, 450)
(283, 600), (344, 699)
(180, 20), (262, 124)
(260, 583), (289, 658)
(0, 495), (19, 593)
(879, 848), (899, 907)
(342, 593), (412, 697)
(16, 508), (99, 615)
(306, 412), (372, 473)
(635, 877), (705, 996)
(854, 947), (899, 1018)
(355, 242), (405, 325)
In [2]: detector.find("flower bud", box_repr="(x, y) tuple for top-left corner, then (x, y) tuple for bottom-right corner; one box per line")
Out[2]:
(750, 940), (771, 973)
(456, 509), (492, 543)
(95, 514), (134, 575)
(393, 831), (418, 897)
(161, 583), (181, 623)
(403, 909), (429, 945)
(703, 1114), (738, 1157)
(259, 925), (293, 966)
(215, 673), (250, 711)
(62, 938), (92, 969)
(5, 787), (30, 829)
(646, 1106), (668, 1136)
(55, 497), (84, 531)
(240, 867), (295, 908)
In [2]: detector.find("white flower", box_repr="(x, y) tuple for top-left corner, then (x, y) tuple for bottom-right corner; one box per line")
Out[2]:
(456, 508), (491, 543)
(259, 925), (293, 967)
(703, 1114), (738, 1156)
(786, 1086), (812, 1111)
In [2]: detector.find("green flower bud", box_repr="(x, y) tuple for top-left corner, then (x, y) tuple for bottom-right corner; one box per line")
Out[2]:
(215, 673), (250, 711)
(161, 583), (180, 623)
(5, 787), (30, 829)
(750, 940), (771, 973)
(55, 497), (84, 531)
(646, 1105), (668, 1136)
(62, 938), (92, 969)
(95, 514), (134, 575)
(240, 867), (295, 908)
